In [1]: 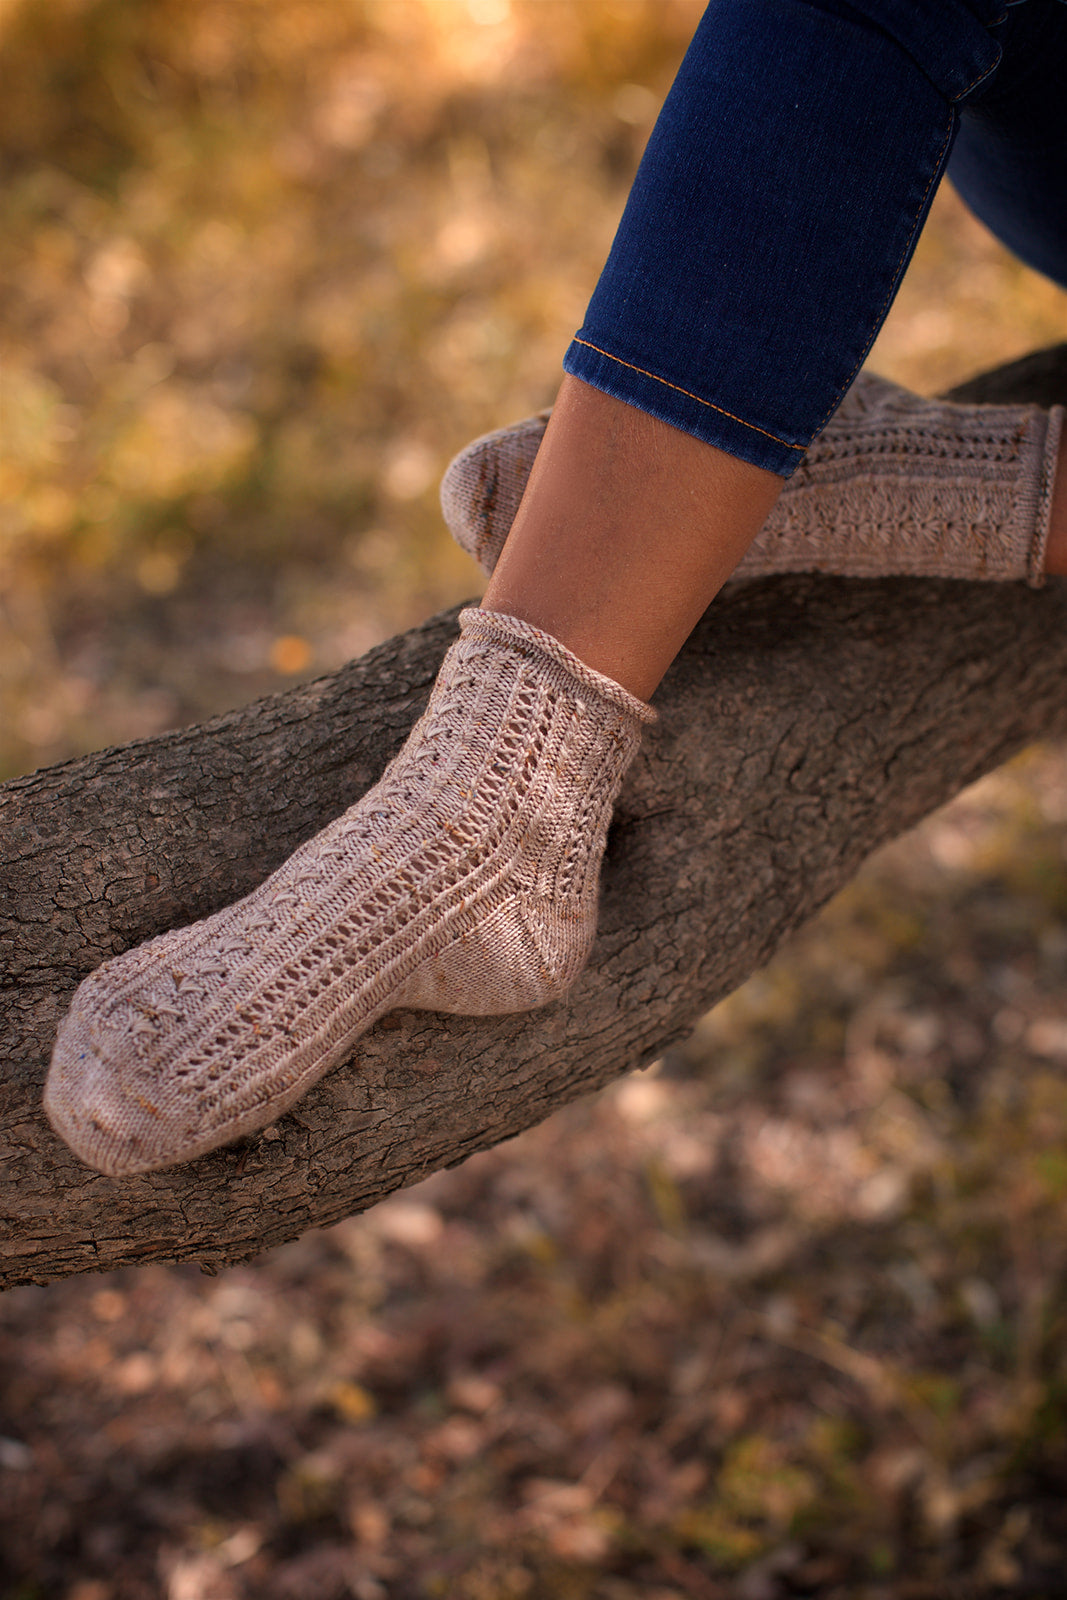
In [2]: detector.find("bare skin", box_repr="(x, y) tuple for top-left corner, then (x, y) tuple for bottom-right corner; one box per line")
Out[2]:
(482, 375), (783, 701)
(485, 375), (1067, 701)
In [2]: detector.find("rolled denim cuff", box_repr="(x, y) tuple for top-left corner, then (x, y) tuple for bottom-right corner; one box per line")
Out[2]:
(563, 335), (808, 477)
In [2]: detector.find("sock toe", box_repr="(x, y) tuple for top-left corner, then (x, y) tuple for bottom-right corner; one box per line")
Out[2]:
(45, 1008), (153, 1176)
(440, 413), (550, 574)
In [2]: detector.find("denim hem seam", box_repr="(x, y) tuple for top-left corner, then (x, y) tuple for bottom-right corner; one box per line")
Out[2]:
(569, 337), (806, 453)
(950, 36), (1005, 102)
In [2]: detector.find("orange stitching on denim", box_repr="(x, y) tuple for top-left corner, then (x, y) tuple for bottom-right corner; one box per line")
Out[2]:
(570, 338), (805, 452)
(953, 32), (1004, 103)
(954, 57), (997, 101)
(810, 114), (955, 438)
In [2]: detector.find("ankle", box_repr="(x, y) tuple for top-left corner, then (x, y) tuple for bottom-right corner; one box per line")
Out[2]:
(481, 376), (782, 701)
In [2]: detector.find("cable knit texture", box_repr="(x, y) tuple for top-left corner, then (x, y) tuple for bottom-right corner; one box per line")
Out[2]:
(440, 375), (1064, 587)
(45, 609), (654, 1177)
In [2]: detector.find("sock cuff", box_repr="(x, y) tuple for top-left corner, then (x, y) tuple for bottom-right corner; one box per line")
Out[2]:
(1025, 405), (1065, 589)
(458, 607), (658, 726)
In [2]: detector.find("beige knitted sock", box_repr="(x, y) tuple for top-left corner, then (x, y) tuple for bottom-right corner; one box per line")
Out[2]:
(441, 407), (553, 575)
(45, 609), (654, 1177)
(440, 375), (1064, 586)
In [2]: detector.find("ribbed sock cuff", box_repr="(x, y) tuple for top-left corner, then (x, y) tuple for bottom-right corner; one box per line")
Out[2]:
(459, 608), (658, 726)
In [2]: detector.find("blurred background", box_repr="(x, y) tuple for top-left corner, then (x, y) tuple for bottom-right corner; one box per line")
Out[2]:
(3, 2), (1067, 1597)
(2, 0), (1066, 780)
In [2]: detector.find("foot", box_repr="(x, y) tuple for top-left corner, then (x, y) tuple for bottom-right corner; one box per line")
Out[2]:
(45, 609), (654, 1177)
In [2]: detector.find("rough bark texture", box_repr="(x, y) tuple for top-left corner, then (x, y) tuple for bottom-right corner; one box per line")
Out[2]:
(2, 346), (1066, 1290)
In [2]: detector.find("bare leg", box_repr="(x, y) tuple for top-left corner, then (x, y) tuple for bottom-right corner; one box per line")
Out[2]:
(482, 375), (783, 701)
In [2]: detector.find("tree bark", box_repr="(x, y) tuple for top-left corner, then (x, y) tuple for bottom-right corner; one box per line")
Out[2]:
(2, 346), (1066, 1290)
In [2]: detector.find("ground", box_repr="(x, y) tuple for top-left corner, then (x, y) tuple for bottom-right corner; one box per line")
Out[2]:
(5, 746), (1067, 1599)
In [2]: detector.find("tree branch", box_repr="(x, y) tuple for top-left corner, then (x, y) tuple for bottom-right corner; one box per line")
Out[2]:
(2, 345), (1066, 1289)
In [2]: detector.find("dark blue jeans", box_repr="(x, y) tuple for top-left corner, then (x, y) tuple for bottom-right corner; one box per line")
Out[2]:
(562, 0), (1067, 476)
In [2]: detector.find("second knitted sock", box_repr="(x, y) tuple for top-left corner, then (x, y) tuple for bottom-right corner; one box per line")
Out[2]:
(440, 375), (1063, 586)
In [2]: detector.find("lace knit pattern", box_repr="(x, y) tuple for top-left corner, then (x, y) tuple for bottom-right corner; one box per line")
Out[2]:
(440, 376), (1063, 587)
(45, 609), (654, 1178)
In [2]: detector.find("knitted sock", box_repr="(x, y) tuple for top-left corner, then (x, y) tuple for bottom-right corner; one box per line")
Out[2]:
(440, 375), (1064, 586)
(441, 407), (553, 576)
(45, 609), (654, 1177)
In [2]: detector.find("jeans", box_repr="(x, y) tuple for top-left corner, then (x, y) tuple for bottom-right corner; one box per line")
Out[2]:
(562, 0), (1067, 477)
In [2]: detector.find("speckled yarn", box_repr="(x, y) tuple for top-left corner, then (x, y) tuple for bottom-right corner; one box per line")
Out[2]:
(441, 375), (1063, 586)
(45, 609), (655, 1177)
